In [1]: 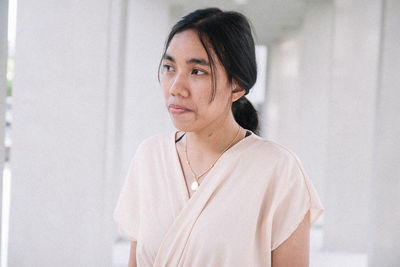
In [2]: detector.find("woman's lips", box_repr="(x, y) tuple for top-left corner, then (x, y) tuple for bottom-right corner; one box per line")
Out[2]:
(169, 104), (190, 114)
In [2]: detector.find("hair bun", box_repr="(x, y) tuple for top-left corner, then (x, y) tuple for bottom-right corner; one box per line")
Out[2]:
(232, 96), (259, 134)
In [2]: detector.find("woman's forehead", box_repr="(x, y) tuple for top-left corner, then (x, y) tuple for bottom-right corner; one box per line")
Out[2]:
(166, 30), (209, 59)
(165, 30), (224, 69)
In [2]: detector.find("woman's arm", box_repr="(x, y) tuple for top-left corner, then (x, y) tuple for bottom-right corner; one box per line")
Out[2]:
(271, 210), (311, 267)
(128, 241), (137, 267)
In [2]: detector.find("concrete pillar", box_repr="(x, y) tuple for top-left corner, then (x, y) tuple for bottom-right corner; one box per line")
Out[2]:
(264, 32), (302, 150)
(263, 1), (333, 252)
(263, 0), (333, 202)
(111, 0), (171, 249)
(297, 0), (333, 220)
(111, 2), (170, 263)
(264, 0), (387, 255)
(9, 0), (170, 265)
(120, 0), (172, 169)
(368, 0), (400, 266)
(0, 0), (9, 249)
(9, 0), (115, 265)
(324, 0), (382, 252)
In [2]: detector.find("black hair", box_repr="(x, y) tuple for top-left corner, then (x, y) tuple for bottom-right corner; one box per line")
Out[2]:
(158, 7), (259, 134)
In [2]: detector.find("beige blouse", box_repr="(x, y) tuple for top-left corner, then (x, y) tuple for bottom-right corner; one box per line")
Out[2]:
(113, 130), (324, 266)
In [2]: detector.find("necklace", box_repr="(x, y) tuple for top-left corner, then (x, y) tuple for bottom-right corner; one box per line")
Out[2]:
(184, 126), (241, 191)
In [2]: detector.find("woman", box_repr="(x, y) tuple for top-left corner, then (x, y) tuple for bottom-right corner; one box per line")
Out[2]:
(114, 8), (324, 267)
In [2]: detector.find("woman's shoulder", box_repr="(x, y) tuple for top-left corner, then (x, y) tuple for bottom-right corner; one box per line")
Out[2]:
(248, 135), (309, 186)
(135, 131), (173, 153)
(247, 134), (301, 164)
(140, 131), (171, 145)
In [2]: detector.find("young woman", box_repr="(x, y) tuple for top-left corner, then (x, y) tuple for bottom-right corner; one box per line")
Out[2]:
(114, 8), (324, 267)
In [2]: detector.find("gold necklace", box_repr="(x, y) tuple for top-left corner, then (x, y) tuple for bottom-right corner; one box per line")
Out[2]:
(184, 126), (241, 191)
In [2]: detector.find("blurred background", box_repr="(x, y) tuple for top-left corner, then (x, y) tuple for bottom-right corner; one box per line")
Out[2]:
(0, 0), (399, 266)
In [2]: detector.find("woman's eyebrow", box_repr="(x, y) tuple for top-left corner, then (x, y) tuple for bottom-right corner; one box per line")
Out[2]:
(163, 54), (209, 66)
(186, 58), (209, 66)
(163, 54), (175, 62)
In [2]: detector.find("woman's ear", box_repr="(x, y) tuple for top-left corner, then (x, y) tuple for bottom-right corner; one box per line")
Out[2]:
(231, 80), (246, 102)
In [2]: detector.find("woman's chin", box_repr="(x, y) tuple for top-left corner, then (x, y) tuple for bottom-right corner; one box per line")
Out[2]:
(171, 120), (195, 133)
(172, 124), (192, 133)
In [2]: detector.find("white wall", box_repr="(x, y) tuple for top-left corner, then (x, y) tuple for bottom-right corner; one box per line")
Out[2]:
(263, 0), (333, 196)
(264, 0), (388, 256)
(368, 0), (400, 265)
(0, 0), (9, 250)
(325, 0), (382, 252)
(263, 0), (332, 251)
(296, 0), (333, 210)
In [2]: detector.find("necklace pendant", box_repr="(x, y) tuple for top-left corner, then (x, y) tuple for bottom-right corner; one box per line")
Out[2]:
(191, 181), (199, 191)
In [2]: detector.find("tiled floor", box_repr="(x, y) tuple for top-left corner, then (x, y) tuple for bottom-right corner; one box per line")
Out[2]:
(310, 250), (367, 267)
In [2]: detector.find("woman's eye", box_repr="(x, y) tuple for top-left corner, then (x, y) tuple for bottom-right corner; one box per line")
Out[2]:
(192, 69), (206, 75)
(162, 64), (174, 72)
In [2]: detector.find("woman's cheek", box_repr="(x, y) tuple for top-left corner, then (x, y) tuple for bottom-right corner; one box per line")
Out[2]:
(191, 80), (212, 101)
(161, 78), (171, 98)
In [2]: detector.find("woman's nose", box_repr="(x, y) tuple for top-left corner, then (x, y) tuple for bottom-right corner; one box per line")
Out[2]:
(169, 73), (189, 97)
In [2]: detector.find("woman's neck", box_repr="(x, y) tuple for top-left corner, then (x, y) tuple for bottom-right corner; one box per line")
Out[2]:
(184, 113), (245, 157)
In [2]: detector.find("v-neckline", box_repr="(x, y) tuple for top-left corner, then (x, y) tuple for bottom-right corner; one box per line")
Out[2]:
(170, 130), (255, 202)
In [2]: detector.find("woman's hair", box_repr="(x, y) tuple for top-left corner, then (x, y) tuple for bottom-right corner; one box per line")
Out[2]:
(159, 7), (259, 134)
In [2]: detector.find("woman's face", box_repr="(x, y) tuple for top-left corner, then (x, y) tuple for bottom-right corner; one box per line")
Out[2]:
(160, 29), (235, 132)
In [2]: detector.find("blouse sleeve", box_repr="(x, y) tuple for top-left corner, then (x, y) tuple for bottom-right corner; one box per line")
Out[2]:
(113, 155), (141, 242)
(270, 152), (324, 251)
